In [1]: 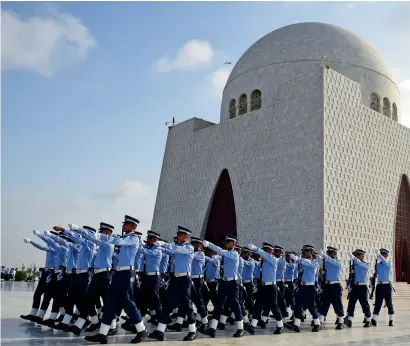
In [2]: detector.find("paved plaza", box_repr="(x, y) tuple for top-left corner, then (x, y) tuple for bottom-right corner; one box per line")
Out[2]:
(1, 281), (409, 346)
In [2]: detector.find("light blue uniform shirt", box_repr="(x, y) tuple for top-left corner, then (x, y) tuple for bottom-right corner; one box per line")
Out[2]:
(63, 230), (96, 270)
(375, 255), (391, 282)
(205, 255), (220, 280)
(107, 232), (140, 267)
(276, 257), (286, 281)
(242, 258), (256, 281)
(191, 251), (206, 276)
(112, 251), (119, 268)
(351, 256), (370, 284)
(208, 243), (239, 279)
(169, 253), (175, 273)
(284, 261), (296, 281)
(253, 261), (261, 280)
(134, 247), (144, 272)
(238, 257), (244, 280)
(295, 257), (319, 283)
(293, 265), (299, 280)
(77, 228), (114, 269)
(29, 240), (56, 269)
(159, 252), (169, 274)
(139, 245), (162, 272)
(38, 234), (69, 268)
(161, 242), (194, 274)
(321, 254), (343, 282)
(254, 248), (278, 283)
(66, 242), (81, 271)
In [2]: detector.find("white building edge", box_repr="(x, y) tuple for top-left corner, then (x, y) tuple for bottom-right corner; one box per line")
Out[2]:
(151, 22), (410, 282)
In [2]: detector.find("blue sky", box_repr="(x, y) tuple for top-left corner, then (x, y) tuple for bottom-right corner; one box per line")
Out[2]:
(2, 1), (410, 267)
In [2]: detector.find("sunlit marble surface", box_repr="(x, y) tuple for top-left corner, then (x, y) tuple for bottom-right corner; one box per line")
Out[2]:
(1, 281), (409, 346)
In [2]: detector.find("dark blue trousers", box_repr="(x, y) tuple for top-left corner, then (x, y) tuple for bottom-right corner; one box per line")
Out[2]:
(373, 283), (394, 315)
(295, 285), (319, 320)
(252, 284), (282, 321)
(71, 273), (89, 317)
(191, 278), (207, 318)
(159, 276), (195, 325)
(141, 275), (162, 317)
(83, 271), (110, 319)
(101, 270), (142, 326)
(318, 283), (344, 317)
(213, 280), (243, 321)
(32, 270), (49, 309)
(347, 285), (371, 318)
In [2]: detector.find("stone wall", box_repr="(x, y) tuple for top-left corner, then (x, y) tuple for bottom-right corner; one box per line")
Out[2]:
(323, 67), (410, 279)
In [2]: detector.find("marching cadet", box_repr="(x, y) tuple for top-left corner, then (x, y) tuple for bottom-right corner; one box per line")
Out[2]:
(132, 231), (162, 328)
(148, 226), (197, 341)
(70, 223), (115, 334)
(20, 236), (57, 323)
(317, 247), (344, 330)
(203, 249), (220, 309)
(371, 248), (394, 326)
(201, 235), (245, 338)
(288, 245), (321, 332)
(274, 246), (288, 318)
(246, 242), (284, 335)
(34, 230), (69, 328)
(83, 215), (148, 344)
(189, 237), (208, 331)
(132, 236), (145, 317)
(345, 249), (372, 328)
(284, 252), (296, 319)
(241, 247), (256, 324)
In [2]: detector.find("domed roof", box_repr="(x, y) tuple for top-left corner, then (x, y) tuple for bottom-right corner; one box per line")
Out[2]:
(227, 22), (392, 85)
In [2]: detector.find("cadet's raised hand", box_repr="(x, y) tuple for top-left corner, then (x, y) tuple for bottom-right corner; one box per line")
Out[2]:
(202, 240), (210, 248)
(23, 238), (31, 244)
(33, 230), (40, 236)
(68, 224), (81, 231)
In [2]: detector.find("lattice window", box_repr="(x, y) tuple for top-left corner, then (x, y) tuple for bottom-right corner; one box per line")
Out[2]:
(383, 97), (391, 118)
(239, 94), (248, 115)
(229, 99), (236, 119)
(250, 89), (262, 111)
(370, 93), (380, 113)
(392, 103), (398, 122)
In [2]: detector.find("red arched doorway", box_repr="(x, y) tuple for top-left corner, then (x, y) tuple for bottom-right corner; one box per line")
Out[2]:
(205, 169), (237, 247)
(394, 174), (410, 283)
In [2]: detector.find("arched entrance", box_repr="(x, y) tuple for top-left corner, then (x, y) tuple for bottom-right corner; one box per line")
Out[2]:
(204, 169), (237, 246)
(394, 174), (410, 283)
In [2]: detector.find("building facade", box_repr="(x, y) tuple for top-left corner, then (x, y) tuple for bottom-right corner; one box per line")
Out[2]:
(151, 22), (410, 282)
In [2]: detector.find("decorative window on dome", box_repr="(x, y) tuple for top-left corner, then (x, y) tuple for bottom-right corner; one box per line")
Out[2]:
(229, 99), (236, 119)
(370, 93), (380, 113)
(383, 97), (391, 118)
(239, 94), (248, 115)
(250, 89), (262, 111)
(392, 103), (398, 122)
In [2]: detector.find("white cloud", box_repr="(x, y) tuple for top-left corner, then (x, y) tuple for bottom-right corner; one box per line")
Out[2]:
(1, 9), (96, 77)
(1, 180), (155, 267)
(209, 67), (233, 98)
(398, 80), (410, 128)
(153, 40), (215, 73)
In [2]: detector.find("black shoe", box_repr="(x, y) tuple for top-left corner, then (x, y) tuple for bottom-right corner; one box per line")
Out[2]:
(195, 320), (201, 327)
(131, 329), (148, 343)
(182, 321), (189, 328)
(284, 321), (294, 330)
(20, 314), (35, 322)
(33, 316), (44, 324)
(243, 322), (251, 332)
(183, 332), (197, 341)
(247, 324), (255, 335)
(197, 324), (208, 335)
(167, 323), (182, 332)
(335, 323), (343, 330)
(311, 320), (315, 326)
(121, 315), (129, 321)
(371, 319), (377, 326)
(363, 322), (371, 328)
(233, 329), (244, 338)
(301, 315), (306, 322)
(121, 323), (137, 333)
(389, 321), (394, 326)
(41, 319), (55, 327)
(227, 317), (235, 325)
(362, 318), (366, 323)
(84, 333), (107, 344)
(148, 330), (164, 341)
(85, 323), (100, 333)
(70, 325), (82, 336)
(257, 320), (266, 329)
(274, 327), (284, 335)
(293, 325), (300, 333)
(52, 322), (63, 331)
(335, 319), (338, 324)
(344, 317), (352, 328)
(312, 324), (321, 332)
(205, 328), (216, 338)
(217, 322), (225, 330)
(107, 328), (117, 336)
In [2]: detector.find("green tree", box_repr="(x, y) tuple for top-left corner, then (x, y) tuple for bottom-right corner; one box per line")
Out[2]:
(15, 271), (28, 281)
